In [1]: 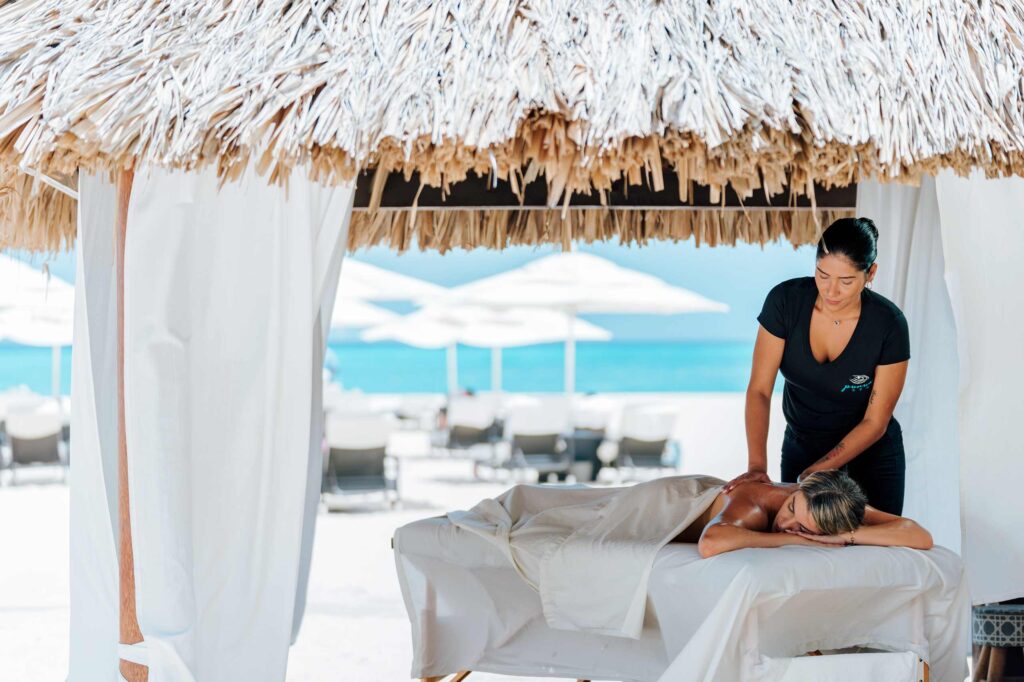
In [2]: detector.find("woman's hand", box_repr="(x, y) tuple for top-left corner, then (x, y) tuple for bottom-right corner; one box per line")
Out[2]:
(722, 469), (771, 493)
(789, 530), (851, 546)
(797, 467), (819, 483)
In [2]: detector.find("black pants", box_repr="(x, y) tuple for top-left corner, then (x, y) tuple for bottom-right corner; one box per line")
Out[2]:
(781, 420), (906, 515)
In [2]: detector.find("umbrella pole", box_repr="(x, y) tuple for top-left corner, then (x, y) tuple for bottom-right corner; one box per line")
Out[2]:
(446, 343), (459, 395)
(564, 312), (576, 399)
(115, 170), (147, 682)
(491, 347), (502, 392)
(51, 345), (61, 402)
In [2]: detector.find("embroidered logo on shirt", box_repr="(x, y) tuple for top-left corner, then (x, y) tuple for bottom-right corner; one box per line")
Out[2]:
(841, 374), (873, 393)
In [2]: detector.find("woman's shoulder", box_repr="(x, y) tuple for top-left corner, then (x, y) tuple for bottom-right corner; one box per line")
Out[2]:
(864, 288), (907, 324)
(767, 276), (815, 299)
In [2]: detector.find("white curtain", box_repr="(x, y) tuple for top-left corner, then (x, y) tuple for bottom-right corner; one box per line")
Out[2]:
(935, 172), (1024, 605)
(855, 178), (962, 553)
(68, 173), (121, 681)
(68, 166), (354, 681)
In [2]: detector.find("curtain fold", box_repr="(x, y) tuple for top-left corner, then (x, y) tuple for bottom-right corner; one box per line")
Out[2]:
(935, 171), (1024, 605)
(68, 173), (121, 681)
(855, 178), (962, 553)
(69, 165), (353, 681)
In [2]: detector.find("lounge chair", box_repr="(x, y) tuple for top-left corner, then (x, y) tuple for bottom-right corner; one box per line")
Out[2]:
(322, 412), (400, 509)
(439, 394), (502, 459)
(566, 427), (606, 482)
(503, 400), (572, 482)
(567, 398), (614, 482)
(598, 405), (680, 482)
(3, 412), (66, 484)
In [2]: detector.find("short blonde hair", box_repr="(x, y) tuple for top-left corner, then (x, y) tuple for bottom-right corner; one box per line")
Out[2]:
(798, 470), (867, 535)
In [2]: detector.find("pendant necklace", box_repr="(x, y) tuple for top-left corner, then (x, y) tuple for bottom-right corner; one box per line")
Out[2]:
(817, 298), (858, 327)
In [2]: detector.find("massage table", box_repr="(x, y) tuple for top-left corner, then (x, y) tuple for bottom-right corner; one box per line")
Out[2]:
(394, 516), (969, 682)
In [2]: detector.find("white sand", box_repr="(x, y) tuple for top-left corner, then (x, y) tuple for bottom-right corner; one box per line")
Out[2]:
(0, 392), (785, 681)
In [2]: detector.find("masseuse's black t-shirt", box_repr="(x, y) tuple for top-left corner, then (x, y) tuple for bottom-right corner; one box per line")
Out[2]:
(757, 277), (910, 447)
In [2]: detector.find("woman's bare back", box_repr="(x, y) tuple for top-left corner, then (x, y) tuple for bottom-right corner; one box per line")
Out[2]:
(673, 482), (797, 542)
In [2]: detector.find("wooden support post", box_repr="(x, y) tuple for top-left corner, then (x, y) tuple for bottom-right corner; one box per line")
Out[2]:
(116, 170), (146, 682)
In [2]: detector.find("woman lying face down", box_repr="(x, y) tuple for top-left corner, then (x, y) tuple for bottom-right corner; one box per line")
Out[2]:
(691, 470), (933, 558)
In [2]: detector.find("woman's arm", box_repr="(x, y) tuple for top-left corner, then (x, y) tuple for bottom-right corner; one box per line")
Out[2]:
(794, 506), (933, 550)
(799, 360), (909, 478)
(698, 488), (828, 558)
(699, 523), (826, 558)
(725, 326), (784, 492)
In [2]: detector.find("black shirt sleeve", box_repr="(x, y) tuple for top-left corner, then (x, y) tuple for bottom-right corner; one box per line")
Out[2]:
(757, 281), (790, 339)
(878, 309), (911, 365)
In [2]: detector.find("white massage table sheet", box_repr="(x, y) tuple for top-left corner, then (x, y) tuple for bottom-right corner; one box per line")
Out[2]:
(394, 515), (968, 682)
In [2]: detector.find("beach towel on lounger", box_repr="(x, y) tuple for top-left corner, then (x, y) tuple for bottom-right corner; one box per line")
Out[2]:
(448, 475), (724, 639)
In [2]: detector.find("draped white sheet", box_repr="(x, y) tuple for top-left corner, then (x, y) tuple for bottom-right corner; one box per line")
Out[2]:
(855, 178), (962, 553)
(68, 166), (353, 681)
(935, 172), (1024, 605)
(395, 515), (968, 682)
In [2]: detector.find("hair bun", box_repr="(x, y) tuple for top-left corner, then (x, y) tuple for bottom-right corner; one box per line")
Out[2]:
(857, 217), (879, 243)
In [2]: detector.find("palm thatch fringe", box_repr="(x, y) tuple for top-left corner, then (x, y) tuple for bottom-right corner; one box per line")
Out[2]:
(1, 1), (1021, 252)
(0, 163), (77, 253)
(348, 208), (852, 253)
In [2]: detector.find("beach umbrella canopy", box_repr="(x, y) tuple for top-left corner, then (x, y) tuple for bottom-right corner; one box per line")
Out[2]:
(336, 260), (446, 302)
(362, 305), (611, 349)
(361, 305), (611, 393)
(329, 296), (398, 330)
(432, 252), (729, 315)
(0, 255), (75, 400)
(0, 307), (74, 347)
(0, 254), (74, 314)
(430, 252), (727, 394)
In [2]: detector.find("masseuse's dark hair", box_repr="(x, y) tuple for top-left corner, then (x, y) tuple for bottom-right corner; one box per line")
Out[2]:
(816, 217), (879, 272)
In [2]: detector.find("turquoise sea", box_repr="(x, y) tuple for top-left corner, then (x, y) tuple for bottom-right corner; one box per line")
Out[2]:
(0, 340), (762, 395)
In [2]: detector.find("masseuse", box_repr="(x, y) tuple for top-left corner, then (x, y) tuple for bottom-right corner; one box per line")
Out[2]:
(725, 217), (910, 514)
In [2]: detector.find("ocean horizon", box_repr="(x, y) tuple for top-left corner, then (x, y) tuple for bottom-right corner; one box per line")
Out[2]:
(0, 339), (772, 396)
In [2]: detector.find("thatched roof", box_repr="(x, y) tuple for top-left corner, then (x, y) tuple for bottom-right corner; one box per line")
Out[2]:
(2, 0), (1023, 252)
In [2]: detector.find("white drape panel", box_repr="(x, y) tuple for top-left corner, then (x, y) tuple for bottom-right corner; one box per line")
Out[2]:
(119, 165), (353, 680)
(855, 178), (962, 552)
(292, 207), (349, 643)
(63, 165), (354, 682)
(68, 174), (121, 681)
(935, 172), (1024, 605)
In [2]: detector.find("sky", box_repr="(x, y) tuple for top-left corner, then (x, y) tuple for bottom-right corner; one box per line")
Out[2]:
(8, 238), (816, 342)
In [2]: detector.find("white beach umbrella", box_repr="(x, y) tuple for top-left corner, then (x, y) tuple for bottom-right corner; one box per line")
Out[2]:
(0, 254), (75, 310)
(361, 305), (611, 394)
(429, 252), (729, 394)
(329, 295), (398, 329)
(336, 259), (446, 302)
(0, 255), (75, 401)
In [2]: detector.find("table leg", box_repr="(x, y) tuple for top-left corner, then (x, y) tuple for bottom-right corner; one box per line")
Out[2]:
(987, 647), (1006, 682)
(972, 645), (990, 682)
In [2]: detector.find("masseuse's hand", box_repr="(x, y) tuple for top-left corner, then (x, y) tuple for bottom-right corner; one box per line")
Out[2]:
(723, 469), (771, 493)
